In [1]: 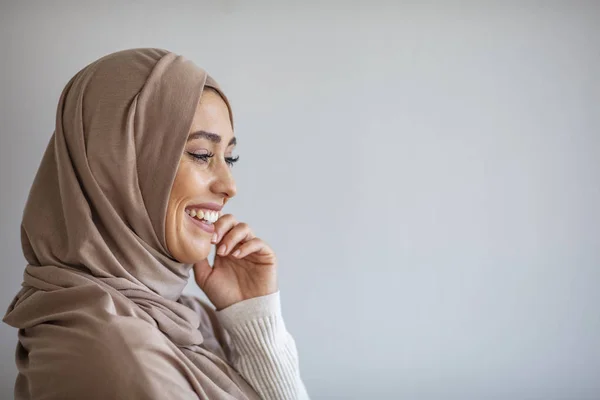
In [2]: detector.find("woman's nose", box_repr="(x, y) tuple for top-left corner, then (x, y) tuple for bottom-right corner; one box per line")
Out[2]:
(211, 162), (237, 199)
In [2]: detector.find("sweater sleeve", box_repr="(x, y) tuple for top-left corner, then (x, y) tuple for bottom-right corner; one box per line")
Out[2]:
(215, 292), (310, 400)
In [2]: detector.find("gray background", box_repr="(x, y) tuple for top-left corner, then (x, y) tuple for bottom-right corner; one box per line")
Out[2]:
(1, 1), (599, 399)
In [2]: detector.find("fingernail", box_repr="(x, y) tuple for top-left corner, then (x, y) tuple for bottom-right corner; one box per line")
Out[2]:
(218, 245), (226, 255)
(232, 250), (241, 258)
(212, 233), (218, 243)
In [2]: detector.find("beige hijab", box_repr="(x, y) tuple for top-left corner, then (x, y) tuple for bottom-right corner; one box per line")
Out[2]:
(3, 48), (260, 399)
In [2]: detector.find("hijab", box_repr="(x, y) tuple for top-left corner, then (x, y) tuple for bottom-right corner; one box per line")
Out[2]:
(3, 48), (260, 399)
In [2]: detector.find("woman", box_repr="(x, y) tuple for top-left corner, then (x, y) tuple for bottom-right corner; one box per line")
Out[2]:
(3, 48), (309, 400)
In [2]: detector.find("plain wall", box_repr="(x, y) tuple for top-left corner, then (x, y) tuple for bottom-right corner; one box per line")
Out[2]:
(1, 1), (599, 399)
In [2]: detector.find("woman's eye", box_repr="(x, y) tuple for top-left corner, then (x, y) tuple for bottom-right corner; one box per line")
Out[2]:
(188, 152), (214, 163)
(225, 155), (240, 167)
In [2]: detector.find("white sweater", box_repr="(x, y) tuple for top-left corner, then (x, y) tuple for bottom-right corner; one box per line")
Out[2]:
(215, 292), (310, 400)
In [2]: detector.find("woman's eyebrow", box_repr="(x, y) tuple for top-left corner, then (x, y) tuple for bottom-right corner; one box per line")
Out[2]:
(188, 130), (236, 146)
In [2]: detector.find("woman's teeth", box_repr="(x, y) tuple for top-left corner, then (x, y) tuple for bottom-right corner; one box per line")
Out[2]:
(186, 209), (219, 224)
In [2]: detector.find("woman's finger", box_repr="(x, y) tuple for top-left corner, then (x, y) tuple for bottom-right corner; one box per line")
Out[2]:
(231, 237), (271, 259)
(212, 214), (238, 244)
(217, 222), (254, 256)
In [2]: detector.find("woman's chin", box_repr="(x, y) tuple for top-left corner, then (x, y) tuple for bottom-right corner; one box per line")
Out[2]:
(167, 219), (214, 264)
(187, 235), (213, 261)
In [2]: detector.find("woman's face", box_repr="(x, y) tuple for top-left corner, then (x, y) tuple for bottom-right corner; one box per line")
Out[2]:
(166, 89), (237, 264)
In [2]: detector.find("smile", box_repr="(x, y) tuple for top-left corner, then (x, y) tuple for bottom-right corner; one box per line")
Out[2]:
(184, 208), (219, 235)
(185, 208), (220, 225)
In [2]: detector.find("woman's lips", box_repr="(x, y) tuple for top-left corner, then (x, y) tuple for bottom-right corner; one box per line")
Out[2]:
(185, 212), (215, 234)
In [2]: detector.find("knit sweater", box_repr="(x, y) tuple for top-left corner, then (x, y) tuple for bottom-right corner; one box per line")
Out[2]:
(215, 292), (310, 400)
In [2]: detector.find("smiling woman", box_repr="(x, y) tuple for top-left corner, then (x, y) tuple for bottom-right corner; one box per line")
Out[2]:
(166, 88), (279, 312)
(3, 49), (308, 400)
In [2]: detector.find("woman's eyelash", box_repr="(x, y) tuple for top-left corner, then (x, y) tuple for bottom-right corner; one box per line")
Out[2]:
(225, 155), (239, 167)
(188, 152), (239, 167)
(188, 151), (214, 163)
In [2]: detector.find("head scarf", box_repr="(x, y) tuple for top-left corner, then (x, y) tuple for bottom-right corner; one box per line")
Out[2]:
(3, 48), (259, 399)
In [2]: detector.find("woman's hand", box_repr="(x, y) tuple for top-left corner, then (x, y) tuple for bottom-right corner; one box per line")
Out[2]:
(193, 214), (278, 311)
